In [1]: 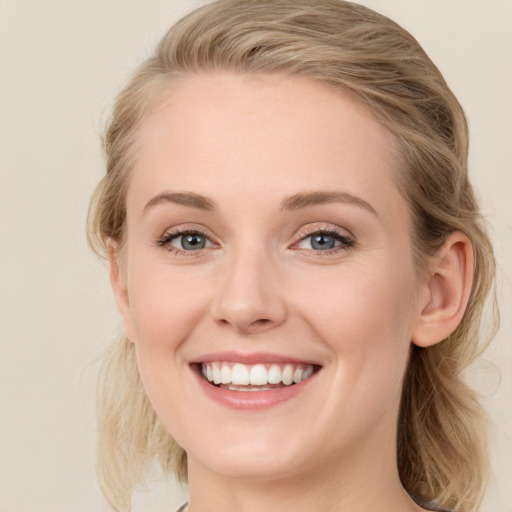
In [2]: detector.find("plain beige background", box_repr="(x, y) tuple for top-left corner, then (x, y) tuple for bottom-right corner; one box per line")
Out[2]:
(0, 1), (510, 511)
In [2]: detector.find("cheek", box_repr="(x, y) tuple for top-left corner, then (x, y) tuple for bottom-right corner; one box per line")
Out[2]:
(295, 260), (418, 399)
(311, 271), (417, 439)
(124, 259), (209, 426)
(126, 256), (211, 350)
(299, 261), (417, 346)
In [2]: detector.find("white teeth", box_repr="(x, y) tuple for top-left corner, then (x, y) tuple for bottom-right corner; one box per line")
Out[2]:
(226, 384), (274, 391)
(267, 364), (282, 384)
(200, 361), (315, 389)
(249, 364), (267, 385)
(221, 363), (231, 384)
(282, 364), (294, 385)
(231, 363), (250, 385)
(212, 362), (222, 385)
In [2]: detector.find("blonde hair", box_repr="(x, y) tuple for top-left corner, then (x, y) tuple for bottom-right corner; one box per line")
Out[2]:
(88, 1), (498, 510)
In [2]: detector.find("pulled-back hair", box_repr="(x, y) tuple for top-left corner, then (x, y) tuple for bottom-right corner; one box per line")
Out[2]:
(88, 1), (498, 510)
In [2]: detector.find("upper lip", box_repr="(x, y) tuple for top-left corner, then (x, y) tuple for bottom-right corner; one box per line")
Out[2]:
(189, 351), (321, 366)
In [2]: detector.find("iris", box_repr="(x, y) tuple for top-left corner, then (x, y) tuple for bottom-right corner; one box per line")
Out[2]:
(181, 234), (206, 250)
(311, 234), (336, 250)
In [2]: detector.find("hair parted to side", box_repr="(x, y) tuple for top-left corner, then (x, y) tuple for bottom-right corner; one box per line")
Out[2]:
(87, 1), (498, 511)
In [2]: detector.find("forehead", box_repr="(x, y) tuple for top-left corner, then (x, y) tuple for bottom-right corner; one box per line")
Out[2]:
(128, 73), (406, 224)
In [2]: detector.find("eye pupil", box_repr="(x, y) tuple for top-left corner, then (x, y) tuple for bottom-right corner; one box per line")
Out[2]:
(182, 234), (205, 250)
(311, 234), (335, 250)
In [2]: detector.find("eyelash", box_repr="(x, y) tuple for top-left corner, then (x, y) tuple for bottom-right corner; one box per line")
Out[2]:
(156, 228), (214, 256)
(293, 227), (355, 255)
(156, 226), (356, 256)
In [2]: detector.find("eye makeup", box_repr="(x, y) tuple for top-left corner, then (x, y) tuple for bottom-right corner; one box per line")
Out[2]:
(155, 222), (356, 258)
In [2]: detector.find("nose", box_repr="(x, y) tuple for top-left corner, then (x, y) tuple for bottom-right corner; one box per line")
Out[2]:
(211, 245), (287, 335)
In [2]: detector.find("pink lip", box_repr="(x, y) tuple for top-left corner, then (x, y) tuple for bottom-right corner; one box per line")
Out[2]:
(189, 351), (319, 365)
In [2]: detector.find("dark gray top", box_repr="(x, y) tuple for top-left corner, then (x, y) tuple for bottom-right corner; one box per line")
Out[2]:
(175, 499), (451, 511)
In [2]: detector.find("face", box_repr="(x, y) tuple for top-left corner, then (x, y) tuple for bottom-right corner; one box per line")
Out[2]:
(113, 73), (426, 484)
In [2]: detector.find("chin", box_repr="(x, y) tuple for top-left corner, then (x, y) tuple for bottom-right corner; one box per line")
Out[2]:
(192, 442), (315, 482)
(176, 418), (316, 481)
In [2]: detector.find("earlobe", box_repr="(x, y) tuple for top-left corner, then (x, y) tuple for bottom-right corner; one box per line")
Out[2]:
(107, 240), (135, 343)
(412, 232), (474, 348)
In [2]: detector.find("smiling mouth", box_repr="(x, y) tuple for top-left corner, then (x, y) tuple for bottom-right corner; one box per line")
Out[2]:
(198, 362), (319, 391)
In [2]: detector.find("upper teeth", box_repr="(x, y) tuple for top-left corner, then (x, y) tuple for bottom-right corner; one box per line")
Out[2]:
(201, 362), (314, 386)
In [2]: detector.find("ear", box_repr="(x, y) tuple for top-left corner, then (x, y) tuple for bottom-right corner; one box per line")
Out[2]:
(412, 232), (474, 348)
(108, 240), (135, 343)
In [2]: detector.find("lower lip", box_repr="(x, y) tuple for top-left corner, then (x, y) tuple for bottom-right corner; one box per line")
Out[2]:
(193, 368), (317, 411)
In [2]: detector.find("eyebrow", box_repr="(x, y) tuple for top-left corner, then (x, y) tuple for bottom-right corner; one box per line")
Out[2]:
(280, 191), (378, 216)
(143, 190), (377, 216)
(143, 192), (216, 213)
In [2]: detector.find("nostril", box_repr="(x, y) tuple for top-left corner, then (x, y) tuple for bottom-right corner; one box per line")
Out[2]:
(254, 319), (271, 326)
(244, 318), (274, 333)
(217, 316), (274, 334)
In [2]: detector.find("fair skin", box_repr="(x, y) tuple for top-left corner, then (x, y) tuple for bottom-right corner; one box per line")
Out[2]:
(110, 73), (473, 512)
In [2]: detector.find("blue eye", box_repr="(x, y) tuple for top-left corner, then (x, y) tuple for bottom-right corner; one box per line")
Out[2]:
(158, 230), (213, 252)
(173, 233), (208, 250)
(296, 230), (354, 252)
(310, 234), (337, 250)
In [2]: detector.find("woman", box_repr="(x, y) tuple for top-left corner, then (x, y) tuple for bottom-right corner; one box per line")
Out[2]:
(88, 1), (498, 511)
